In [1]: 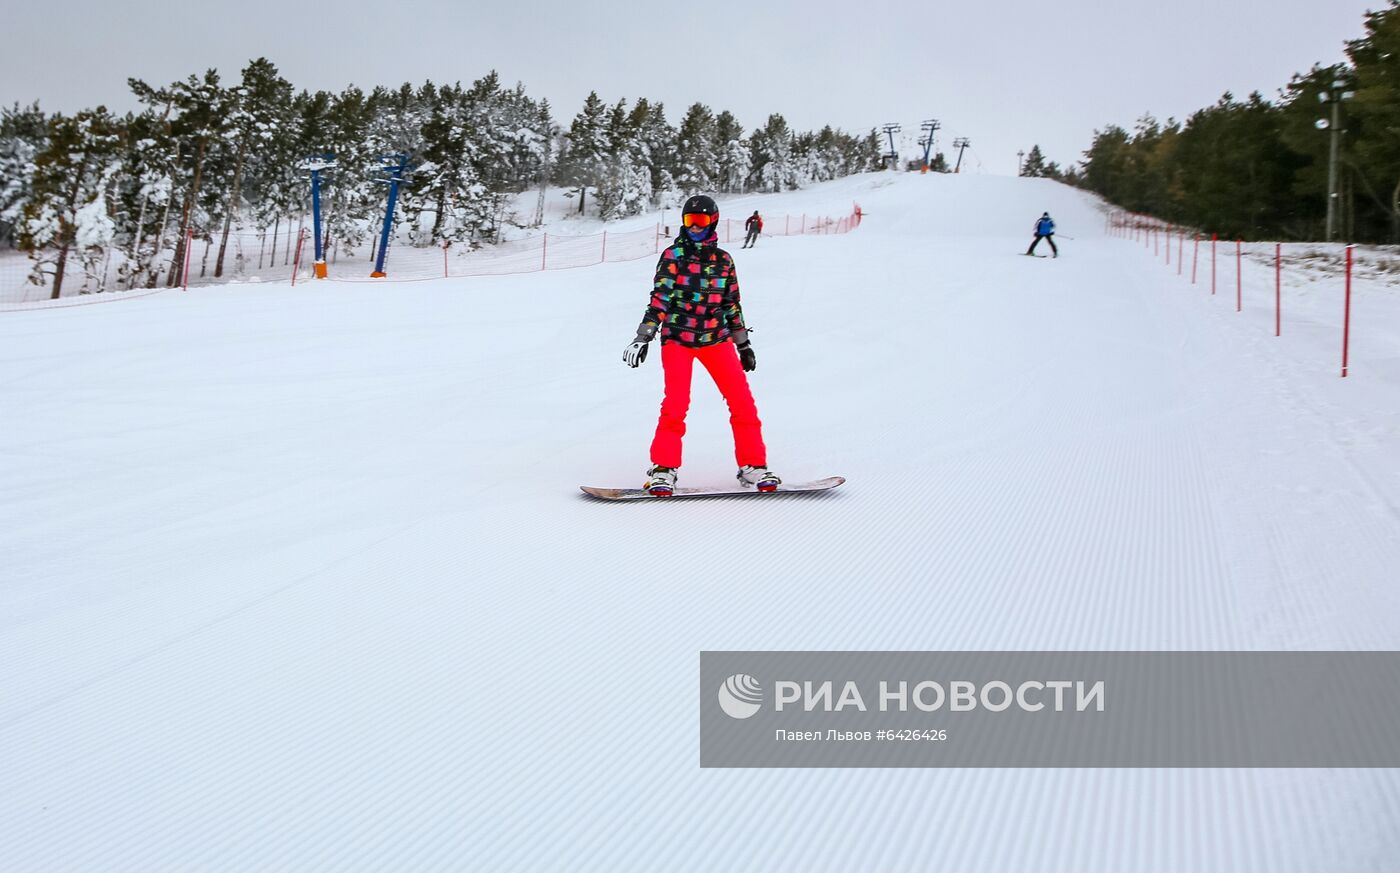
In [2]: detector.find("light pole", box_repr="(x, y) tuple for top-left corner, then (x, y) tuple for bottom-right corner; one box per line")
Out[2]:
(1317, 79), (1355, 242)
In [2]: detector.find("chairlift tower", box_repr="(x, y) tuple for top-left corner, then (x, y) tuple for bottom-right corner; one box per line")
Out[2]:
(370, 154), (410, 278)
(918, 119), (941, 170)
(952, 138), (971, 174)
(298, 153), (336, 278)
(881, 123), (902, 169)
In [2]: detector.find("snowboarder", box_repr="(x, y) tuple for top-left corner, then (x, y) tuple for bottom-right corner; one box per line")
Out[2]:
(1026, 212), (1058, 257)
(622, 194), (780, 496)
(742, 210), (763, 248)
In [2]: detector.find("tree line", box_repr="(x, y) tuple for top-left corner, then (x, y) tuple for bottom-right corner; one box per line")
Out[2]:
(1079, 1), (1400, 243)
(0, 59), (884, 298)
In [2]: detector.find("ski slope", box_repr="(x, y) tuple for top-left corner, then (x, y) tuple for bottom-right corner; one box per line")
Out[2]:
(3, 171), (1399, 871)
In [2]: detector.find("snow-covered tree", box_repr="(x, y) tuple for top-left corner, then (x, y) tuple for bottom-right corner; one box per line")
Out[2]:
(748, 113), (796, 193)
(0, 102), (47, 246)
(714, 110), (747, 194)
(627, 98), (674, 202)
(19, 108), (123, 298)
(560, 91), (609, 215)
(212, 58), (293, 277)
(674, 103), (719, 193)
(130, 69), (235, 286)
(594, 98), (652, 219)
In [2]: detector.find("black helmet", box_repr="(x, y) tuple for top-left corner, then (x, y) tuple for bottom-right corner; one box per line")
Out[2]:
(682, 194), (718, 219)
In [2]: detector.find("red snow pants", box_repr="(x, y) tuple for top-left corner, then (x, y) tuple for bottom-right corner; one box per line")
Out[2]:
(650, 340), (766, 469)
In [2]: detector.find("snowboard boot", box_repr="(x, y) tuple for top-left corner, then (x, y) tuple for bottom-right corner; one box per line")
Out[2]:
(645, 464), (678, 497)
(737, 465), (781, 492)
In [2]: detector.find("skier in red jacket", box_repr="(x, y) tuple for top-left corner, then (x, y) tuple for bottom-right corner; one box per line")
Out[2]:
(622, 195), (780, 496)
(743, 210), (763, 248)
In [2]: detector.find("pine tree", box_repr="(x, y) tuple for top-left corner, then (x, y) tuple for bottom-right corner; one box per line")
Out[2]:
(1345, 3), (1400, 240)
(562, 91), (608, 214)
(214, 58), (294, 277)
(1021, 144), (1047, 177)
(0, 102), (47, 247)
(749, 114), (794, 193)
(595, 98), (652, 219)
(862, 130), (884, 172)
(129, 69), (234, 286)
(631, 99), (675, 200)
(675, 103), (719, 193)
(112, 109), (176, 287)
(713, 110), (748, 195)
(19, 108), (123, 298)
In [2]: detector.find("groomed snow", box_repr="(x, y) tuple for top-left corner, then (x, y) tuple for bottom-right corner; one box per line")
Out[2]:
(2, 171), (1399, 871)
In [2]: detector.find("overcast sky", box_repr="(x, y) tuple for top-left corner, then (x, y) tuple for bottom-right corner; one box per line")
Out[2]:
(2, 0), (1378, 175)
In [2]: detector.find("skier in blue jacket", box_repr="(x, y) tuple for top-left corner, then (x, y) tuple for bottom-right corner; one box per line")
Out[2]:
(1026, 212), (1057, 257)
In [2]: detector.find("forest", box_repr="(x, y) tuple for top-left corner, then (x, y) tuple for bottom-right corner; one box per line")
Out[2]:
(0, 62), (883, 297)
(1079, 1), (1400, 243)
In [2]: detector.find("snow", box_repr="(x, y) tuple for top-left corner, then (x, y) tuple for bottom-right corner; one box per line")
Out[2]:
(3, 171), (1399, 871)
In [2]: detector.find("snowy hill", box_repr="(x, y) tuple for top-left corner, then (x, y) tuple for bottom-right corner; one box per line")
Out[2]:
(2, 170), (1399, 871)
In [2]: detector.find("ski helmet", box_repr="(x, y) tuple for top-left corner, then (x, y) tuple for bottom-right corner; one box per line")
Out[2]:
(682, 194), (718, 221)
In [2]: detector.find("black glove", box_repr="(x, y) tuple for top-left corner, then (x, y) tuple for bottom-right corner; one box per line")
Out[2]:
(737, 341), (756, 372)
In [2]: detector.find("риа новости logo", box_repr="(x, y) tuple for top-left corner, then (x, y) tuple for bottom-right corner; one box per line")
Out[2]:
(718, 674), (763, 719)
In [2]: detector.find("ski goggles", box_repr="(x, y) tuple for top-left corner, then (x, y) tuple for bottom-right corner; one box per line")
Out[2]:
(682, 212), (717, 228)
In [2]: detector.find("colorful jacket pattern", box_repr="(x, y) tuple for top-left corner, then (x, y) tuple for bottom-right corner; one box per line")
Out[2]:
(641, 232), (746, 347)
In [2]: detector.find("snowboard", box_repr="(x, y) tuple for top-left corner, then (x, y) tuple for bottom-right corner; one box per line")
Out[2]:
(581, 476), (845, 501)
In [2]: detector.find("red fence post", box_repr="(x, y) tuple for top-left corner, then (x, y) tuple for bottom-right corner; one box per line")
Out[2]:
(1165, 225), (1171, 266)
(1275, 243), (1281, 336)
(1191, 233), (1200, 285)
(443, 241), (449, 278)
(541, 233), (548, 271)
(1236, 240), (1242, 312)
(1341, 245), (1354, 377)
(655, 222), (660, 253)
(1177, 229), (1184, 276)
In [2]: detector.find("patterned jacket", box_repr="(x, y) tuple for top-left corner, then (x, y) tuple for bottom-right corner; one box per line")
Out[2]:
(639, 231), (747, 347)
